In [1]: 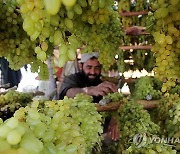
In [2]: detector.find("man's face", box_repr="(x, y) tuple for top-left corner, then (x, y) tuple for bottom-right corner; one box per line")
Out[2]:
(82, 58), (102, 82)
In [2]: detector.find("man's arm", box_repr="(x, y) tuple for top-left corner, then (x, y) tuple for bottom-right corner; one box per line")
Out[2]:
(66, 81), (118, 98)
(59, 74), (81, 99)
(66, 87), (87, 98)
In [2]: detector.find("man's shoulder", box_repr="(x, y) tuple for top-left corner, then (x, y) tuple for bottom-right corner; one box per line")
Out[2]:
(67, 72), (82, 78)
(64, 72), (83, 81)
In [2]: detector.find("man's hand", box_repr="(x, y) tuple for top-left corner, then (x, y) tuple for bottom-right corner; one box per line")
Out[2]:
(86, 81), (118, 96)
(107, 117), (120, 141)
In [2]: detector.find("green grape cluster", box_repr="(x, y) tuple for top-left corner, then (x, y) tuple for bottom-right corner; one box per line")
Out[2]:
(0, 0), (51, 80)
(103, 92), (124, 102)
(116, 50), (126, 73)
(135, 0), (148, 11)
(117, 99), (160, 151)
(149, 0), (180, 92)
(16, 0), (62, 62)
(118, 0), (155, 73)
(146, 11), (156, 32)
(133, 76), (162, 100)
(0, 93), (103, 154)
(118, 0), (150, 27)
(72, 8), (125, 70)
(156, 93), (180, 149)
(118, 0), (131, 12)
(122, 142), (176, 154)
(169, 84), (180, 94)
(131, 49), (155, 72)
(0, 90), (33, 121)
(0, 0), (37, 69)
(14, 0), (127, 72)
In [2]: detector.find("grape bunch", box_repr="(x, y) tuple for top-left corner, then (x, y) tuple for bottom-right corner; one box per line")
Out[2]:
(135, 0), (149, 11)
(118, 0), (131, 12)
(122, 142), (177, 154)
(149, 0), (180, 92)
(0, 0), (36, 69)
(0, 93), (103, 154)
(103, 92), (124, 102)
(131, 49), (155, 72)
(72, 7), (125, 70)
(0, 0), (51, 79)
(156, 93), (180, 150)
(15, 0), (126, 71)
(132, 76), (162, 100)
(0, 90), (33, 121)
(117, 99), (160, 151)
(169, 84), (180, 95)
(0, 0), (127, 77)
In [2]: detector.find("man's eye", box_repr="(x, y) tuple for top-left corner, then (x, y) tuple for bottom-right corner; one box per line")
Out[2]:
(95, 66), (100, 69)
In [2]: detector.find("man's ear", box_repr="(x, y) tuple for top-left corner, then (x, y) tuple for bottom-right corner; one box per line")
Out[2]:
(79, 63), (83, 70)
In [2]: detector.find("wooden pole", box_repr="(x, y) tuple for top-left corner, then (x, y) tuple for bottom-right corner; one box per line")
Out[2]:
(95, 99), (159, 112)
(119, 11), (149, 16)
(119, 45), (152, 50)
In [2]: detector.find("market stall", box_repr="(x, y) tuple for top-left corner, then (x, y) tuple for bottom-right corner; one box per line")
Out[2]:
(0, 0), (179, 153)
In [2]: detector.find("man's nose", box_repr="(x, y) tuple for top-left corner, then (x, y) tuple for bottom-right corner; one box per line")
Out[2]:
(89, 68), (96, 74)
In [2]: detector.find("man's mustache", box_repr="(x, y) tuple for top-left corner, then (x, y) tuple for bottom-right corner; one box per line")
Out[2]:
(88, 74), (97, 77)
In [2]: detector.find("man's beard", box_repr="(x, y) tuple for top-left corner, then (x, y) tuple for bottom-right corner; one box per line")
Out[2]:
(81, 70), (101, 83)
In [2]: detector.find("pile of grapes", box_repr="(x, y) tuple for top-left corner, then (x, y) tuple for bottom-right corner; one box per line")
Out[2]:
(0, 90), (33, 121)
(0, 94), (103, 154)
(132, 76), (163, 100)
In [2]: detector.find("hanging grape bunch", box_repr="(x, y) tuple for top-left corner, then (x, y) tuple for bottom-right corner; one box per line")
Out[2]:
(0, 0), (39, 70)
(15, 0), (125, 71)
(149, 0), (180, 92)
(156, 93), (180, 150)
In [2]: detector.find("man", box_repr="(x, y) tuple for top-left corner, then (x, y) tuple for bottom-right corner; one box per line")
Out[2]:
(59, 52), (119, 141)
(0, 58), (22, 88)
(59, 52), (117, 102)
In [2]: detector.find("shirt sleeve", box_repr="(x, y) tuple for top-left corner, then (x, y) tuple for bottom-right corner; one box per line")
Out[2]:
(58, 74), (81, 100)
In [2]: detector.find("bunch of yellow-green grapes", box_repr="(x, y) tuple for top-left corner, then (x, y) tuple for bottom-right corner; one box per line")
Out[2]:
(0, 0), (38, 70)
(16, 0), (126, 71)
(156, 93), (180, 150)
(135, 0), (147, 11)
(150, 0), (180, 92)
(117, 99), (160, 150)
(118, 0), (133, 28)
(0, 90), (33, 121)
(103, 92), (124, 102)
(118, 0), (131, 12)
(121, 142), (176, 154)
(0, 0), (52, 80)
